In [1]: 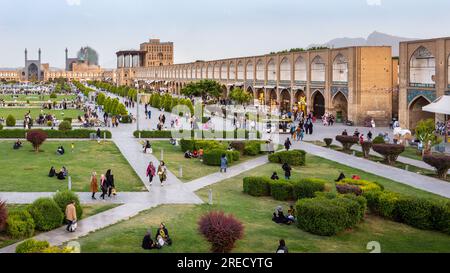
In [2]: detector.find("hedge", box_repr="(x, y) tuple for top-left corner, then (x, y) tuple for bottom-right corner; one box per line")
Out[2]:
(291, 178), (327, 199)
(242, 177), (271, 196)
(15, 239), (73, 253)
(0, 129), (112, 139)
(6, 210), (35, 239)
(268, 150), (306, 166)
(203, 149), (238, 166)
(53, 191), (83, 220)
(133, 130), (261, 139)
(27, 198), (64, 231)
(296, 194), (366, 236)
(269, 180), (294, 201)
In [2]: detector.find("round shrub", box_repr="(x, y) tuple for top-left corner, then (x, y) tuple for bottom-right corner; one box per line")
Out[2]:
(53, 191), (83, 220)
(269, 181), (294, 201)
(335, 135), (358, 152)
(198, 211), (244, 253)
(6, 210), (35, 238)
(372, 144), (405, 165)
(423, 154), (450, 180)
(268, 150), (306, 166)
(28, 198), (64, 231)
(372, 136), (385, 144)
(63, 117), (72, 124)
(58, 120), (72, 131)
(203, 149), (234, 166)
(395, 197), (435, 230)
(16, 239), (49, 253)
(6, 114), (16, 127)
(243, 177), (271, 196)
(243, 144), (259, 156)
(324, 138), (333, 147)
(230, 141), (245, 154)
(49, 93), (57, 99)
(292, 178), (327, 199)
(26, 129), (48, 152)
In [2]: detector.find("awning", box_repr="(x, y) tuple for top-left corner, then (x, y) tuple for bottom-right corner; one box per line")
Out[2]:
(422, 95), (450, 115)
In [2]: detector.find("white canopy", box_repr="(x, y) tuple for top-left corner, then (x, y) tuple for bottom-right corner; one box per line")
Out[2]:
(422, 95), (450, 115)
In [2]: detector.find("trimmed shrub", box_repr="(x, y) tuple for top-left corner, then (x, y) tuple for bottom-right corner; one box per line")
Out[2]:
(291, 178), (327, 199)
(336, 183), (363, 196)
(270, 180), (294, 201)
(335, 135), (358, 152)
(0, 123), (3, 130)
(16, 239), (49, 253)
(6, 114), (16, 127)
(6, 210), (35, 239)
(53, 191), (83, 220)
(431, 202), (450, 234)
(230, 141), (245, 154)
(372, 144), (405, 165)
(26, 129), (48, 152)
(243, 177), (271, 196)
(361, 141), (372, 158)
(338, 178), (383, 193)
(58, 120), (72, 131)
(63, 117), (72, 124)
(0, 129), (111, 139)
(180, 138), (195, 152)
(198, 211), (244, 253)
(396, 197), (436, 230)
(0, 200), (6, 232)
(203, 149), (234, 166)
(324, 138), (333, 147)
(268, 150), (306, 166)
(28, 198), (64, 231)
(49, 93), (57, 99)
(296, 195), (365, 236)
(372, 136), (385, 144)
(423, 154), (450, 179)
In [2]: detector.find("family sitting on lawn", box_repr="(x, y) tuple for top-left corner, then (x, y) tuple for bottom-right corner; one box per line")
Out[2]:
(272, 205), (296, 225)
(49, 166), (68, 180)
(141, 223), (172, 250)
(184, 148), (204, 159)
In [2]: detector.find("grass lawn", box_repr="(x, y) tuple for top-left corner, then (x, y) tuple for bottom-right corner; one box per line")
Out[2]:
(307, 140), (450, 183)
(0, 141), (146, 192)
(148, 140), (266, 182)
(74, 155), (450, 253)
(0, 108), (84, 120)
(0, 203), (120, 249)
(0, 94), (77, 102)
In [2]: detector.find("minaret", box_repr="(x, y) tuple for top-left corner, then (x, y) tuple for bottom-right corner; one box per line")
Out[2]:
(38, 48), (41, 63)
(24, 48), (28, 64)
(65, 48), (68, 71)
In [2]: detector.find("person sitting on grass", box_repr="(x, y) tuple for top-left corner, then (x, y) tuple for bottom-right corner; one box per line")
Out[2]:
(156, 223), (172, 246)
(198, 148), (204, 160)
(13, 139), (23, 150)
(272, 207), (291, 225)
(335, 172), (346, 182)
(169, 138), (176, 145)
(142, 230), (160, 250)
(184, 150), (193, 159)
(57, 168), (66, 180)
(56, 145), (65, 155)
(48, 166), (56, 177)
(192, 149), (198, 158)
(270, 172), (279, 180)
(287, 205), (296, 222)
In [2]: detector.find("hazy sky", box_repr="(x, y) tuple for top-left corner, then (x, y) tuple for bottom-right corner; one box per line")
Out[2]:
(1, 0), (449, 68)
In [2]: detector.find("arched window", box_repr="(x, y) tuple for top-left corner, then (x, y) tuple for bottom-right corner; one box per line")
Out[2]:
(214, 63), (220, 80)
(267, 59), (276, 82)
(280, 57), (291, 81)
(237, 61), (244, 80)
(409, 46), (435, 88)
(229, 62), (236, 80)
(221, 63), (228, 80)
(447, 54), (450, 87)
(311, 56), (326, 82)
(332, 54), (348, 83)
(256, 60), (264, 81)
(294, 57), (307, 82)
(207, 64), (213, 79)
(200, 65), (205, 79)
(246, 61), (254, 81)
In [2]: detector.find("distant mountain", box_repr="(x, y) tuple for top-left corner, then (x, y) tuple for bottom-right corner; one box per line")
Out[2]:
(308, 31), (416, 56)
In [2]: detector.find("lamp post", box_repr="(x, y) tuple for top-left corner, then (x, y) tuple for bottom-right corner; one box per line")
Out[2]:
(136, 92), (141, 132)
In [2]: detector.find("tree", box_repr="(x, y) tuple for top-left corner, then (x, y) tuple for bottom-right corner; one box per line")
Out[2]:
(198, 211), (244, 253)
(97, 92), (106, 105)
(229, 88), (252, 105)
(181, 79), (222, 100)
(423, 155), (450, 179)
(361, 141), (373, 159)
(335, 135), (358, 152)
(0, 199), (7, 232)
(6, 114), (16, 127)
(26, 129), (48, 152)
(415, 119), (442, 156)
(372, 144), (405, 165)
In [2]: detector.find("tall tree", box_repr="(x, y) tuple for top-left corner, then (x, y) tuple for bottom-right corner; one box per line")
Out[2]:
(229, 88), (252, 105)
(181, 80), (222, 100)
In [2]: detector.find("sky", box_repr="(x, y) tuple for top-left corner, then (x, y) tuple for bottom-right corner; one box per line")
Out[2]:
(0, 0), (449, 69)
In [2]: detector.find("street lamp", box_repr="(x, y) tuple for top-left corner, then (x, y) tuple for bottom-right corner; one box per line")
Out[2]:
(136, 92), (142, 132)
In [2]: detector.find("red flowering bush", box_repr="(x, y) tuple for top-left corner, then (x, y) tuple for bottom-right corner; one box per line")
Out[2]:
(198, 211), (244, 253)
(336, 184), (363, 196)
(26, 129), (48, 152)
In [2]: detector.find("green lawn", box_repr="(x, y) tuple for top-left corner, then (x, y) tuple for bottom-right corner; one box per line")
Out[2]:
(0, 203), (121, 249)
(148, 140), (266, 182)
(74, 156), (450, 253)
(0, 141), (146, 192)
(0, 94), (77, 102)
(0, 108), (84, 121)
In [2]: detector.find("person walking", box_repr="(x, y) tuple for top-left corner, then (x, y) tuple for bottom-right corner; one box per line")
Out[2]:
(106, 169), (115, 197)
(284, 138), (292, 151)
(146, 161), (156, 186)
(65, 200), (77, 232)
(220, 154), (228, 173)
(157, 161), (167, 186)
(100, 174), (107, 200)
(90, 171), (98, 200)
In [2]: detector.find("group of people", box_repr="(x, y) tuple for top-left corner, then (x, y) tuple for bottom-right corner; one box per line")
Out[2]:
(146, 161), (167, 186)
(141, 223), (172, 250)
(272, 205), (296, 225)
(90, 169), (116, 200)
(48, 166), (68, 180)
(184, 148), (204, 159)
(321, 112), (336, 126)
(157, 113), (166, 131)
